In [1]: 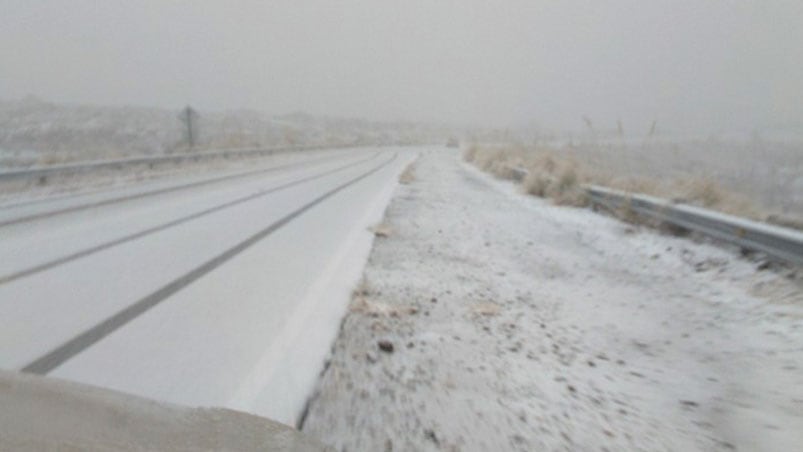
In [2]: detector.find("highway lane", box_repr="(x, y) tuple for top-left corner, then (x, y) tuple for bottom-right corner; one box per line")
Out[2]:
(0, 148), (395, 366)
(0, 146), (418, 424)
(19, 152), (391, 373)
(0, 147), (361, 227)
(0, 150), (378, 281)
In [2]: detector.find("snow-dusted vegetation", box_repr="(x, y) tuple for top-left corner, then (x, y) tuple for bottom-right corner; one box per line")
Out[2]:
(465, 136), (803, 220)
(0, 97), (452, 168)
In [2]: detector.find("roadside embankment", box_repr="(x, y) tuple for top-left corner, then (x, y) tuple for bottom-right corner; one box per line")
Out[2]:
(302, 148), (802, 451)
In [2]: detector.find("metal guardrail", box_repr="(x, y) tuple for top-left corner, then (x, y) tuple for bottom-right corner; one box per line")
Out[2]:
(586, 185), (803, 265)
(493, 166), (803, 265)
(0, 144), (329, 182)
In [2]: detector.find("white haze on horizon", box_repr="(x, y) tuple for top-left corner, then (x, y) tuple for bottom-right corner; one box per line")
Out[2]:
(1, 0), (802, 136)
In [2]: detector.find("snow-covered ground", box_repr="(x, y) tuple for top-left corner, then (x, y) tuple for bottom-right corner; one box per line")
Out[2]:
(0, 147), (356, 212)
(302, 149), (803, 451)
(0, 147), (416, 425)
(0, 97), (452, 168)
(556, 138), (803, 218)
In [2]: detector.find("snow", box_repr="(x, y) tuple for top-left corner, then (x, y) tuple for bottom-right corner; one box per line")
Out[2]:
(229, 149), (418, 421)
(0, 149), (365, 276)
(1, 151), (384, 366)
(0, 147), (416, 426)
(0, 147), (357, 207)
(302, 149), (803, 451)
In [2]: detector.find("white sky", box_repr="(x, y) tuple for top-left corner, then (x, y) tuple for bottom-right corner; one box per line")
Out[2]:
(1, 0), (802, 132)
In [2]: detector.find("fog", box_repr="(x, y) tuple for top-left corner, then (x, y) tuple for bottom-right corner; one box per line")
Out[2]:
(2, 0), (802, 133)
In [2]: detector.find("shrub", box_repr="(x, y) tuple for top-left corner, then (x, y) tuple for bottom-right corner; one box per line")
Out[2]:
(463, 144), (757, 217)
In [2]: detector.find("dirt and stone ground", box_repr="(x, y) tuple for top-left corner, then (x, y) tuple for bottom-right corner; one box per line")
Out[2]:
(302, 149), (803, 451)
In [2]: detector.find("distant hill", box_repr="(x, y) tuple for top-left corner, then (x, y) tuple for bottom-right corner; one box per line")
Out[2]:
(0, 98), (453, 167)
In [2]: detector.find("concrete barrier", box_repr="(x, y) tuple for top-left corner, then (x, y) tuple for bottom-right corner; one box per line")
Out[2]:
(0, 370), (329, 451)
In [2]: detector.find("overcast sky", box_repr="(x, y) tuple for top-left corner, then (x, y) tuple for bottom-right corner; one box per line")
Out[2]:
(2, 1), (802, 133)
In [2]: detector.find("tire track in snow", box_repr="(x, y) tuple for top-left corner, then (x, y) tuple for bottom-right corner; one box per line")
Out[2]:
(0, 151), (351, 227)
(22, 152), (397, 375)
(0, 152), (380, 285)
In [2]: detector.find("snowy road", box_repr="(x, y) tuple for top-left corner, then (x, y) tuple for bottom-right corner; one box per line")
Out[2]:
(0, 146), (416, 424)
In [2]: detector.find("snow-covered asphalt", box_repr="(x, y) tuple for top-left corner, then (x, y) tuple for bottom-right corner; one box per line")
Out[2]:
(303, 149), (803, 451)
(0, 146), (416, 424)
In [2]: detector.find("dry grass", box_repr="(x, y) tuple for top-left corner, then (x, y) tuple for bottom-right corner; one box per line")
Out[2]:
(672, 177), (760, 218)
(350, 298), (417, 317)
(678, 178), (724, 208)
(349, 278), (417, 317)
(369, 223), (393, 238)
(464, 145), (529, 181)
(37, 153), (73, 166)
(466, 144), (761, 220)
(470, 302), (502, 316)
(399, 162), (416, 184)
(606, 177), (661, 197)
(767, 214), (803, 230)
(352, 278), (372, 298)
(465, 145), (589, 207)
